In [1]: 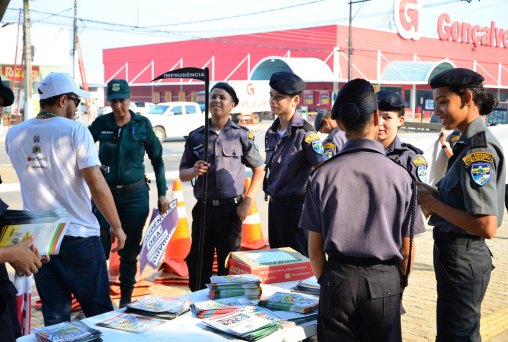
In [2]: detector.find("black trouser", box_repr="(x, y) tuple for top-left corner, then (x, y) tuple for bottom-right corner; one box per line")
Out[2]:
(268, 197), (308, 256)
(95, 186), (149, 290)
(433, 230), (492, 342)
(0, 264), (20, 341)
(317, 256), (402, 342)
(186, 201), (242, 291)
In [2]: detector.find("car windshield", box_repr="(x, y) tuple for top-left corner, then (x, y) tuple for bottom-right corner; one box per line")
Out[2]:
(147, 105), (169, 115)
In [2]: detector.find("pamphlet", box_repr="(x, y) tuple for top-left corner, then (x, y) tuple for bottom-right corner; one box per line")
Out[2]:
(258, 292), (319, 314)
(33, 320), (102, 341)
(125, 296), (191, 319)
(96, 313), (166, 334)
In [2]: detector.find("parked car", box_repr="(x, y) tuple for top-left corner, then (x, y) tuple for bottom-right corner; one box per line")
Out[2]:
(486, 102), (508, 126)
(130, 101), (155, 116)
(142, 101), (203, 142)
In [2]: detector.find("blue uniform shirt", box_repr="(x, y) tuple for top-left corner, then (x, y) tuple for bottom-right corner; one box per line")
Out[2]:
(264, 112), (326, 197)
(180, 120), (264, 199)
(322, 127), (347, 159)
(386, 135), (428, 183)
(429, 117), (505, 234)
(300, 139), (425, 261)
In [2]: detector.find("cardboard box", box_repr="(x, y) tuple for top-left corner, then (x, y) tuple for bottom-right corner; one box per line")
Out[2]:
(227, 247), (313, 284)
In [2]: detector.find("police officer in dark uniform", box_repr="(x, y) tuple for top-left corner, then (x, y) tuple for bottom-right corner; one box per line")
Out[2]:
(300, 79), (425, 341)
(181, 82), (265, 291)
(89, 79), (169, 306)
(314, 110), (347, 159)
(264, 72), (326, 256)
(418, 68), (505, 342)
(376, 90), (428, 183)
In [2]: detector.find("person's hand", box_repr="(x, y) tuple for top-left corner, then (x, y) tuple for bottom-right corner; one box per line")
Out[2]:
(158, 195), (170, 214)
(417, 182), (439, 216)
(236, 197), (252, 221)
(439, 128), (447, 145)
(8, 235), (42, 276)
(30, 244), (50, 264)
(193, 160), (209, 177)
(110, 226), (127, 253)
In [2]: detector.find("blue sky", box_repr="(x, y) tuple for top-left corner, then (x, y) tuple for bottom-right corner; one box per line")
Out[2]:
(1, 0), (506, 83)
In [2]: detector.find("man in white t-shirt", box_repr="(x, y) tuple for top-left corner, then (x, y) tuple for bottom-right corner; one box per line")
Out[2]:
(5, 72), (126, 326)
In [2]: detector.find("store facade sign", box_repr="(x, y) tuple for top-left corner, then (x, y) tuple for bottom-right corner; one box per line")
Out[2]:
(1, 65), (41, 82)
(394, 0), (422, 40)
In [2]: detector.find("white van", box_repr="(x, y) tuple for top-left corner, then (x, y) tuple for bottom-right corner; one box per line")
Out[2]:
(143, 101), (203, 142)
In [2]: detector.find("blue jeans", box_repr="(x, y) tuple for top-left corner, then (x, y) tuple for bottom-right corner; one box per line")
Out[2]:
(34, 236), (113, 326)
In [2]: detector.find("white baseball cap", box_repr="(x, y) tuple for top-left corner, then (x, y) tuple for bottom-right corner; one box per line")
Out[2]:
(38, 72), (90, 100)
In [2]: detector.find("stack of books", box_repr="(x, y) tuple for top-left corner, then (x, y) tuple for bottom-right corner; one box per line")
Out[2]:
(33, 320), (102, 341)
(258, 292), (319, 314)
(208, 274), (262, 300)
(191, 296), (255, 319)
(201, 307), (281, 341)
(124, 296), (192, 319)
(291, 276), (320, 296)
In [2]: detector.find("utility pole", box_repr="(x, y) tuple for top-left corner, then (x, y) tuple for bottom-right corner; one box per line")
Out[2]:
(23, 0), (33, 120)
(347, 0), (370, 81)
(72, 0), (78, 79)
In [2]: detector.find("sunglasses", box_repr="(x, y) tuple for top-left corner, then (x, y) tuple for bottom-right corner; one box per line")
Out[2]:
(67, 95), (81, 107)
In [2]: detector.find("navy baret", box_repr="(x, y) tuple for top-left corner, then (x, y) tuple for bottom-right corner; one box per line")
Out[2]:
(269, 71), (306, 95)
(331, 79), (375, 119)
(376, 90), (406, 111)
(430, 68), (484, 89)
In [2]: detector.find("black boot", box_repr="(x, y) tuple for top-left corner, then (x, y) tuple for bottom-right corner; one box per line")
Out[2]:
(119, 287), (133, 308)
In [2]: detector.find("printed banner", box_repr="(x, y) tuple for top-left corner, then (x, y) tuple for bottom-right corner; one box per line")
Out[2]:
(139, 200), (178, 274)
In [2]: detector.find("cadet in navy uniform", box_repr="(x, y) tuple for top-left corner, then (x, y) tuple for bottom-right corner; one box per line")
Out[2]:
(300, 79), (425, 341)
(418, 68), (505, 342)
(376, 90), (428, 183)
(181, 82), (265, 291)
(314, 110), (347, 159)
(264, 72), (326, 256)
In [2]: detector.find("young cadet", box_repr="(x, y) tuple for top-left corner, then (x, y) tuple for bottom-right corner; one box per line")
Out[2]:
(314, 110), (347, 159)
(418, 68), (505, 342)
(376, 90), (428, 183)
(300, 79), (425, 341)
(264, 72), (326, 256)
(89, 79), (169, 306)
(180, 82), (265, 291)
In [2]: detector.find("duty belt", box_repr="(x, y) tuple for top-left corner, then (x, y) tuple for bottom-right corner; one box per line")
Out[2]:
(433, 229), (484, 246)
(109, 178), (147, 195)
(328, 252), (399, 267)
(202, 195), (243, 207)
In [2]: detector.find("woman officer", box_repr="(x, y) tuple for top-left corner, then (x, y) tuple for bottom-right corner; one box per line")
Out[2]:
(300, 79), (425, 341)
(180, 82), (265, 291)
(418, 68), (505, 341)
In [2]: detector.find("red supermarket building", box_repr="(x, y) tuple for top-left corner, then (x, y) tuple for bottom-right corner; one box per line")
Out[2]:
(103, 2), (508, 119)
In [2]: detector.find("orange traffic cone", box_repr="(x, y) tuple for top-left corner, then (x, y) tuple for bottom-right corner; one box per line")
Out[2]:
(241, 177), (267, 250)
(108, 242), (120, 282)
(155, 179), (191, 283)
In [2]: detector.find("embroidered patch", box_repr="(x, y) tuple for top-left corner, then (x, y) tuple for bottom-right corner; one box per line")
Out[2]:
(323, 143), (335, 159)
(417, 164), (427, 183)
(463, 152), (494, 166)
(470, 162), (491, 186)
(305, 133), (321, 145)
(451, 135), (460, 143)
(412, 156), (426, 167)
(248, 131), (255, 140)
(112, 83), (120, 92)
(311, 140), (324, 155)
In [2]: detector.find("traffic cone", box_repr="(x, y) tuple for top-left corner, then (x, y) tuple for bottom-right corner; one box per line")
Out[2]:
(155, 179), (191, 284)
(108, 242), (121, 282)
(241, 177), (267, 250)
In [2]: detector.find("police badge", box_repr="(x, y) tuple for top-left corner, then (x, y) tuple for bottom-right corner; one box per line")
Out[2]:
(470, 161), (491, 186)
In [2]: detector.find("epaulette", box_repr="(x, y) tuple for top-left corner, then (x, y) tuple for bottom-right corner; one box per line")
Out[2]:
(188, 125), (205, 139)
(302, 120), (315, 132)
(470, 131), (487, 148)
(400, 142), (424, 155)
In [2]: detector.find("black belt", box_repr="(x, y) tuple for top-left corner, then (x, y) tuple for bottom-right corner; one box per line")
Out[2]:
(109, 178), (146, 195)
(328, 252), (399, 267)
(269, 195), (305, 206)
(433, 229), (484, 245)
(202, 195), (243, 207)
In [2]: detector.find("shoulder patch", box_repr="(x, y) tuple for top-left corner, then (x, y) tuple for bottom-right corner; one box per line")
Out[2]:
(248, 131), (255, 140)
(412, 156), (427, 167)
(470, 162), (491, 186)
(463, 152), (494, 166)
(305, 133), (321, 144)
(323, 142), (335, 159)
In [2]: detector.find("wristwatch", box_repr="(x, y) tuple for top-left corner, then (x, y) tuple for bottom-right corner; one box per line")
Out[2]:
(441, 142), (450, 149)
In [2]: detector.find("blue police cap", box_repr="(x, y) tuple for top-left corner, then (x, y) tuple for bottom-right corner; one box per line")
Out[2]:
(269, 72), (306, 95)
(0, 77), (14, 107)
(430, 68), (484, 89)
(211, 82), (239, 106)
(376, 90), (406, 111)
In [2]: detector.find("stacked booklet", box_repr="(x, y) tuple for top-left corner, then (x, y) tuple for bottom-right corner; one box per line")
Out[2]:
(124, 296), (191, 319)
(191, 296), (255, 319)
(258, 292), (319, 314)
(33, 320), (102, 342)
(201, 307), (281, 341)
(96, 313), (166, 334)
(0, 209), (71, 255)
(208, 274), (262, 300)
(291, 276), (320, 296)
